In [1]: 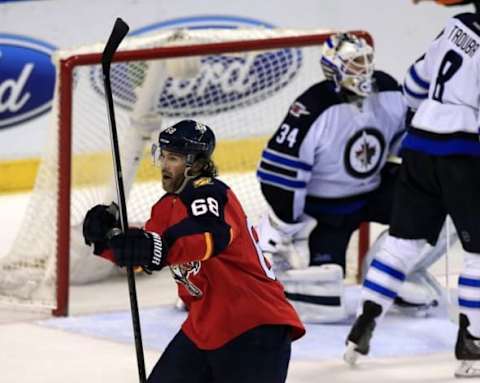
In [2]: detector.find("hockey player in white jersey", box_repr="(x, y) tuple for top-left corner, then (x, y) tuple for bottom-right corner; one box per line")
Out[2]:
(344, 13), (480, 377)
(256, 32), (444, 323)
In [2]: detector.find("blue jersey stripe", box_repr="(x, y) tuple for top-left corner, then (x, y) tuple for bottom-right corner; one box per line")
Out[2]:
(371, 259), (406, 281)
(363, 279), (398, 299)
(459, 276), (480, 288)
(409, 66), (430, 90)
(257, 170), (306, 189)
(402, 134), (480, 156)
(262, 150), (313, 171)
(459, 298), (480, 309)
(403, 83), (428, 100)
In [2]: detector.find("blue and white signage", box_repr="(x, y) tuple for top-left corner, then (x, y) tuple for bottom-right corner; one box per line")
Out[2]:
(0, 34), (56, 129)
(89, 15), (303, 117)
(0, 16), (300, 129)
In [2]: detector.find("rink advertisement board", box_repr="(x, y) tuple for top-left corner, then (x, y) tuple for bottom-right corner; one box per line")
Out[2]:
(0, 34), (56, 129)
(0, 0), (459, 192)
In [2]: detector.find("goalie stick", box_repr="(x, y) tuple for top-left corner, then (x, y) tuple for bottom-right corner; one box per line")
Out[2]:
(102, 17), (147, 383)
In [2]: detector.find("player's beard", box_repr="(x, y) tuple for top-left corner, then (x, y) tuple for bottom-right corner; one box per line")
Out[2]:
(162, 171), (185, 193)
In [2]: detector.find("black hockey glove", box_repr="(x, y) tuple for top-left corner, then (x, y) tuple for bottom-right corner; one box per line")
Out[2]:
(108, 228), (167, 271)
(82, 202), (120, 255)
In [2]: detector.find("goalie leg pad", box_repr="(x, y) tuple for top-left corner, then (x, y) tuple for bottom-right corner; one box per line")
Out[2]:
(279, 264), (347, 323)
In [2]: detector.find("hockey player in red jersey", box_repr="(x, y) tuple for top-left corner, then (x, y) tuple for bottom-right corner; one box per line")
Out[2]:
(82, 119), (305, 383)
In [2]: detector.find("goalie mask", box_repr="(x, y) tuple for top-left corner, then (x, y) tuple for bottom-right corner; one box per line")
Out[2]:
(320, 32), (374, 97)
(152, 119), (216, 167)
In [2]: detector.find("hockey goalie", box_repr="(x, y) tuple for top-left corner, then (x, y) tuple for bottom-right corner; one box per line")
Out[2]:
(256, 32), (451, 323)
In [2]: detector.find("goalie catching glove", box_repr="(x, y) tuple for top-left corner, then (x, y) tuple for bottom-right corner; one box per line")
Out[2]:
(108, 228), (167, 271)
(257, 212), (317, 270)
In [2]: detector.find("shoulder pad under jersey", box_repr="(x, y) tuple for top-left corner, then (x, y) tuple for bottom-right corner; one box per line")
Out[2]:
(265, 80), (345, 156)
(293, 80), (346, 121)
(373, 70), (401, 92)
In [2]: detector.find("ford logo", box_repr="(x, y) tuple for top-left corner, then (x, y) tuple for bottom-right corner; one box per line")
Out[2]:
(0, 34), (56, 129)
(89, 15), (302, 117)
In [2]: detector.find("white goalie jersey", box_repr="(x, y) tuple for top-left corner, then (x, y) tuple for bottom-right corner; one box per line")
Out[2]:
(257, 71), (407, 222)
(403, 12), (480, 156)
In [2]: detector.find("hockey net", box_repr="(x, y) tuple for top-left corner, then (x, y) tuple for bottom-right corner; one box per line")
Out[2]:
(0, 27), (372, 315)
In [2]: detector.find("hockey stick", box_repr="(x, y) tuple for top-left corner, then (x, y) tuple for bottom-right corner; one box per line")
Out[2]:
(102, 18), (147, 383)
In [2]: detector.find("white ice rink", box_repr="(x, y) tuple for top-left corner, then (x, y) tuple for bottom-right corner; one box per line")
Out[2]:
(0, 192), (469, 383)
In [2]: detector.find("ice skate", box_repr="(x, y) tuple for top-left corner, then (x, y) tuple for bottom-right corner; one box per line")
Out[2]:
(344, 300), (382, 366)
(454, 314), (480, 378)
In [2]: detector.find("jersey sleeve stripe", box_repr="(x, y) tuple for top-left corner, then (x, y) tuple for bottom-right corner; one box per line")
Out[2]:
(403, 83), (428, 100)
(201, 232), (214, 261)
(258, 160), (298, 177)
(408, 65), (430, 90)
(262, 149), (313, 171)
(256, 169), (306, 189)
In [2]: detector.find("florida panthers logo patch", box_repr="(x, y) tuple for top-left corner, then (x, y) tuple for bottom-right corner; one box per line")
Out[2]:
(344, 128), (385, 178)
(169, 261), (203, 297)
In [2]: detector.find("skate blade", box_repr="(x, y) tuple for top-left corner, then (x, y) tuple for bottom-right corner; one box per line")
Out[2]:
(344, 341), (361, 366)
(455, 360), (480, 378)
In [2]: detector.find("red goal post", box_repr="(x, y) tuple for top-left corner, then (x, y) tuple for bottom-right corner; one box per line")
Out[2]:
(0, 28), (372, 316)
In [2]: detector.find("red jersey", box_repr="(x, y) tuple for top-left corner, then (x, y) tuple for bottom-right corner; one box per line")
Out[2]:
(144, 177), (305, 350)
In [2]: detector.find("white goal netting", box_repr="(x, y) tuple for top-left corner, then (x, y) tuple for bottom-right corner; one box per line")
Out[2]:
(0, 27), (371, 314)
